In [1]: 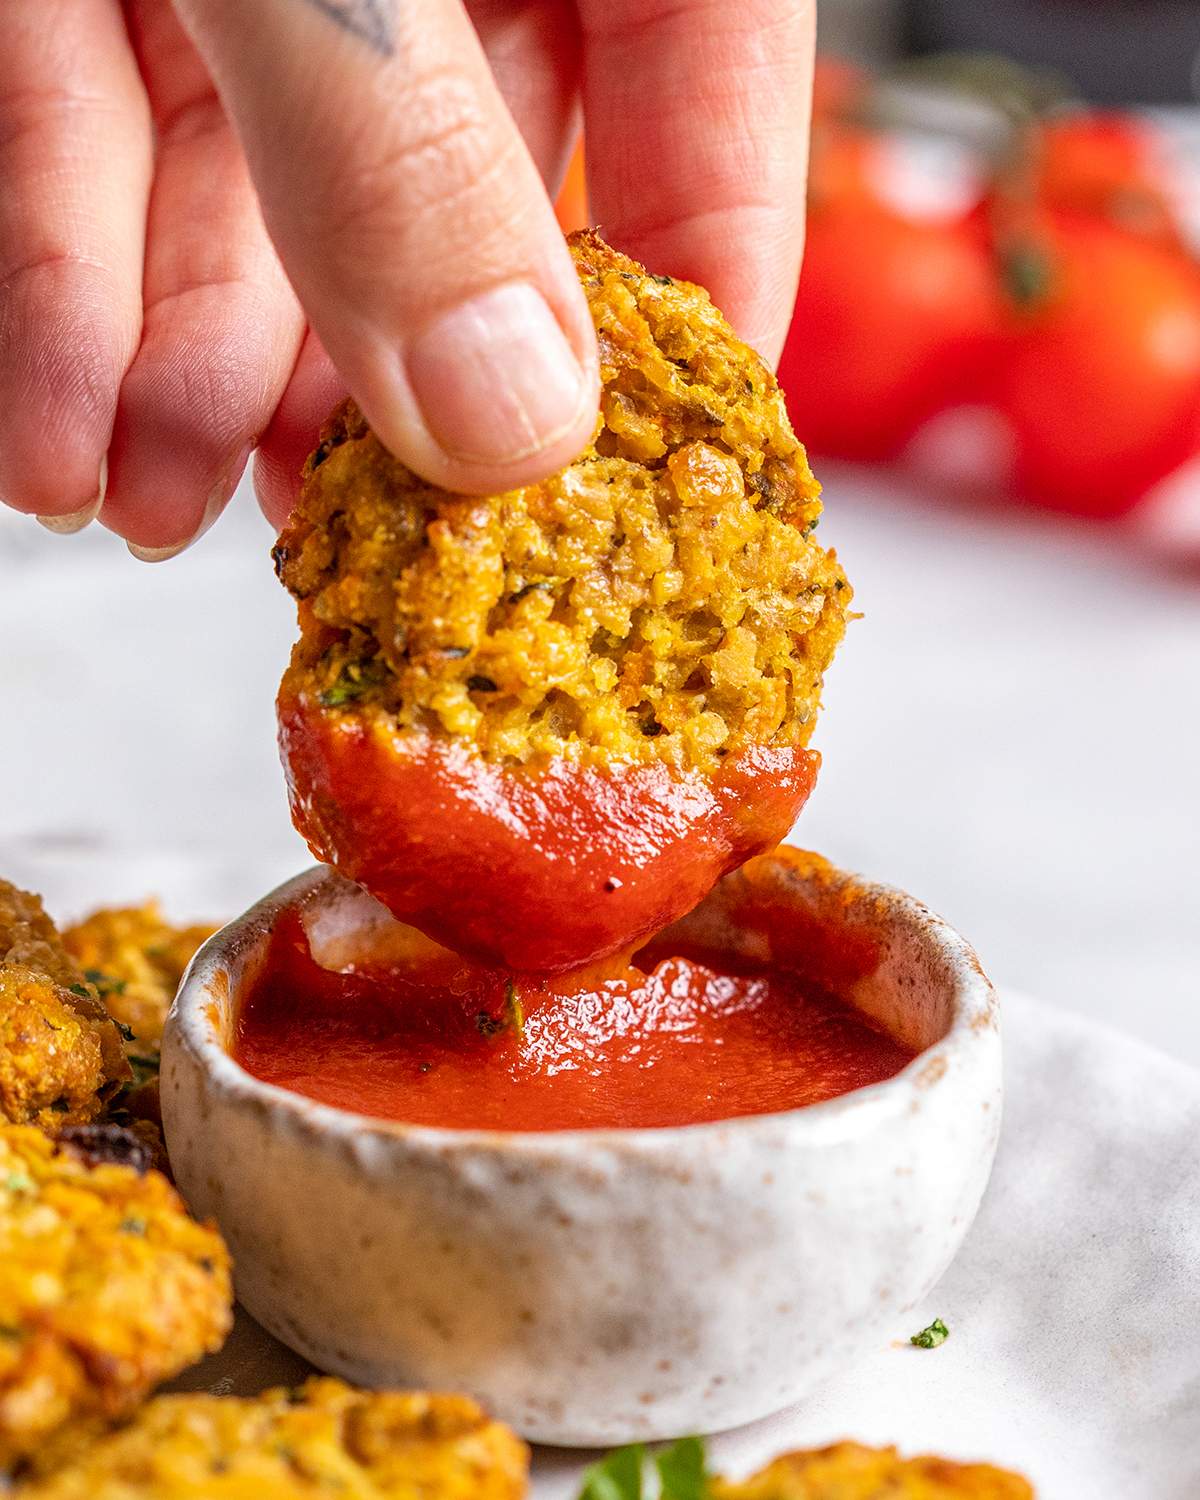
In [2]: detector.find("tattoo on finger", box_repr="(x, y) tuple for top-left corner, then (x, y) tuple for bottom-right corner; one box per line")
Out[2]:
(303, 0), (396, 55)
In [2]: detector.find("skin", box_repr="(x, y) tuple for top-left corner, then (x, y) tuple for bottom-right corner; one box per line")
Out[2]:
(0, 0), (814, 556)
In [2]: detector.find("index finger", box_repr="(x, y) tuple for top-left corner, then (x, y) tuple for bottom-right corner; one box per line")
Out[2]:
(578, 0), (814, 366)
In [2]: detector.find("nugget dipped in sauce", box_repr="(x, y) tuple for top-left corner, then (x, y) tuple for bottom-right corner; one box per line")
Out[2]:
(275, 232), (851, 971)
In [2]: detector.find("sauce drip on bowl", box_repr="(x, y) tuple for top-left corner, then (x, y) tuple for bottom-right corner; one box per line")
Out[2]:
(233, 913), (915, 1131)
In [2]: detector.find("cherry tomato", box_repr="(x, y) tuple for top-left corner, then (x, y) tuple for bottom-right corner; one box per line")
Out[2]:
(812, 54), (868, 123)
(808, 124), (886, 213)
(278, 687), (820, 974)
(997, 213), (1200, 517)
(1035, 113), (1182, 251)
(781, 200), (1001, 461)
(554, 137), (588, 234)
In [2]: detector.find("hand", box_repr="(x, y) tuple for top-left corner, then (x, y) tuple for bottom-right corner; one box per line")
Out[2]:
(0, 0), (814, 557)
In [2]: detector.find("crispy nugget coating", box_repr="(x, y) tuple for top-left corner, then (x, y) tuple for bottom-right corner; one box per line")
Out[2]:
(0, 880), (84, 991)
(714, 1442), (1033, 1499)
(63, 904), (217, 1057)
(275, 232), (849, 773)
(0, 1124), (232, 1474)
(0, 881), (129, 1126)
(21, 1377), (529, 1498)
(0, 967), (119, 1131)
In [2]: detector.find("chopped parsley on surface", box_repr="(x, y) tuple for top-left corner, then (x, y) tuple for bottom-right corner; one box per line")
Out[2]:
(578, 1438), (709, 1500)
(910, 1317), (950, 1349)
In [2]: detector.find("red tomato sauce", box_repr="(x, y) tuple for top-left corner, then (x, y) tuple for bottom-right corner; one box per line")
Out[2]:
(233, 913), (915, 1131)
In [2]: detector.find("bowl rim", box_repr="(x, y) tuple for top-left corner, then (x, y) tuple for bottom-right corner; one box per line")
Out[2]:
(165, 854), (999, 1157)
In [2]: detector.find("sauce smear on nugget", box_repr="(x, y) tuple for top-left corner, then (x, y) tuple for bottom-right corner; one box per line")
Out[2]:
(274, 232), (850, 971)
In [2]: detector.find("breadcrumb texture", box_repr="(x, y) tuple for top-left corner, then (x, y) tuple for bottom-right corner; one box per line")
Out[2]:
(0, 1124), (232, 1474)
(0, 968), (121, 1131)
(0, 882), (129, 1129)
(275, 231), (850, 772)
(63, 904), (217, 1058)
(20, 1377), (529, 1499)
(714, 1442), (1033, 1499)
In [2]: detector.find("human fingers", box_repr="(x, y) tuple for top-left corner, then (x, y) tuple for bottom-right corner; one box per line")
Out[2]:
(580, 0), (814, 366)
(0, 0), (151, 529)
(255, 0), (585, 532)
(465, 0), (582, 193)
(253, 329), (345, 532)
(172, 0), (598, 496)
(102, 1), (304, 558)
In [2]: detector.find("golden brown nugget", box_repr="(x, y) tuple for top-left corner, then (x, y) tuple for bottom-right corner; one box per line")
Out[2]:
(273, 233), (852, 969)
(0, 967), (126, 1131)
(0, 881), (129, 1128)
(63, 903), (217, 1059)
(714, 1442), (1034, 1499)
(20, 1378), (529, 1498)
(275, 231), (850, 775)
(0, 1124), (232, 1474)
(0, 880), (86, 990)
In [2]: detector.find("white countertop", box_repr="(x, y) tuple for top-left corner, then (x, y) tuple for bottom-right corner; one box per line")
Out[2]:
(2, 464), (1198, 1064)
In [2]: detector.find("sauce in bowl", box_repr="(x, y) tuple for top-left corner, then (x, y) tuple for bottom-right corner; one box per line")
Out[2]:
(233, 911), (915, 1131)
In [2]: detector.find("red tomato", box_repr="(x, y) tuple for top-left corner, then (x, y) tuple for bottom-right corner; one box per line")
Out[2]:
(808, 124), (885, 213)
(1035, 113), (1182, 251)
(781, 201), (1001, 461)
(554, 137), (588, 234)
(277, 687), (820, 974)
(812, 54), (868, 123)
(997, 213), (1200, 517)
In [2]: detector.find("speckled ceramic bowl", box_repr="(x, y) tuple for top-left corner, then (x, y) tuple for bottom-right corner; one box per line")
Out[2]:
(161, 851), (1002, 1446)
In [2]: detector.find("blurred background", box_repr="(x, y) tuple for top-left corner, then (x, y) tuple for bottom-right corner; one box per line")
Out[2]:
(1, 0), (1198, 1062)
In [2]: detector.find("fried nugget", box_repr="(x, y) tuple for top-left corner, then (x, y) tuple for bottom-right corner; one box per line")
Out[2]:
(0, 881), (129, 1130)
(714, 1442), (1033, 1499)
(63, 903), (217, 1059)
(275, 231), (849, 774)
(0, 967), (126, 1131)
(0, 880), (85, 990)
(0, 1123), (232, 1474)
(19, 1378), (529, 1498)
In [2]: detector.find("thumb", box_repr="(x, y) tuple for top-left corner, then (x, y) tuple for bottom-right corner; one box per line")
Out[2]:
(172, 0), (598, 494)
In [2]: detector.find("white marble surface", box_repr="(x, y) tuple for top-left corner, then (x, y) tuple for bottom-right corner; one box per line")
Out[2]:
(1, 463), (1197, 1063)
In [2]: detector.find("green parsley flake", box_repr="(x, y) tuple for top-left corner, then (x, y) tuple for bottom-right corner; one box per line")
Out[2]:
(656, 1437), (709, 1500)
(579, 1445), (644, 1500)
(577, 1439), (710, 1500)
(318, 659), (388, 708)
(84, 969), (127, 997)
(910, 1317), (950, 1349)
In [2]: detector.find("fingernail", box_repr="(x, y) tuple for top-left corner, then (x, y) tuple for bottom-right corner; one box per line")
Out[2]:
(126, 496), (218, 563)
(127, 538), (189, 563)
(36, 457), (107, 534)
(407, 283), (589, 466)
(126, 446), (249, 563)
(36, 498), (102, 535)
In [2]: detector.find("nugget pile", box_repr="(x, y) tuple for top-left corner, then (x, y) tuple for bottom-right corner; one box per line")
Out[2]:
(63, 903), (216, 1060)
(0, 884), (128, 1131)
(275, 232), (850, 773)
(18, 1378), (529, 1498)
(0, 1123), (231, 1472)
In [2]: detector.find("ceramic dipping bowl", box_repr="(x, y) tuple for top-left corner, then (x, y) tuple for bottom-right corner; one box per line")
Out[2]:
(161, 849), (1002, 1446)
